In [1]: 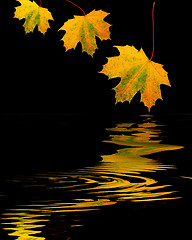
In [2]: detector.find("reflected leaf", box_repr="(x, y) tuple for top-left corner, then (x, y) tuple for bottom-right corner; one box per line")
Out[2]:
(0, 116), (184, 240)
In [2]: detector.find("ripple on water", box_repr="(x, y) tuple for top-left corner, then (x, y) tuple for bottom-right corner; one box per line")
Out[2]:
(0, 117), (184, 239)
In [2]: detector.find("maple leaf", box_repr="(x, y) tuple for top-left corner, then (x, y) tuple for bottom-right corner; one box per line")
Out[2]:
(100, 45), (171, 111)
(14, 0), (54, 34)
(59, 9), (111, 57)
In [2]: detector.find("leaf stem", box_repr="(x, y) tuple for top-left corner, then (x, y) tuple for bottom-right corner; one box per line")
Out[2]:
(150, 2), (155, 61)
(66, 0), (86, 16)
(39, 0), (42, 7)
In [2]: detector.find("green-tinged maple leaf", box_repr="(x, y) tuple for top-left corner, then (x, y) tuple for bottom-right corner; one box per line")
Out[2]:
(59, 9), (111, 57)
(100, 45), (171, 111)
(14, 0), (54, 34)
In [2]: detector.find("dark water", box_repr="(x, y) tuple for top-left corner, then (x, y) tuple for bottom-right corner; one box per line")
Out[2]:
(0, 114), (192, 239)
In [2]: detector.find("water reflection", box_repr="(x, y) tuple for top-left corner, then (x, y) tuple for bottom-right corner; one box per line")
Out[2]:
(1, 116), (184, 239)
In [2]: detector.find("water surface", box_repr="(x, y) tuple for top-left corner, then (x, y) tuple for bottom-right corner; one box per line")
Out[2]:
(0, 114), (191, 240)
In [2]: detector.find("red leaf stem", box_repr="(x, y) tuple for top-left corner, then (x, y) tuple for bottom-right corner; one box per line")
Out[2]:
(66, 0), (86, 16)
(150, 2), (155, 61)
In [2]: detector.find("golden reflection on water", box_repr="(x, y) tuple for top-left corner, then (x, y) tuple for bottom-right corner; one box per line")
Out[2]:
(1, 210), (48, 240)
(1, 116), (184, 239)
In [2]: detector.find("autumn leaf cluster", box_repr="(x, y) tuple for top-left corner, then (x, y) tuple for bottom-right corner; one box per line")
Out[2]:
(13, 0), (171, 112)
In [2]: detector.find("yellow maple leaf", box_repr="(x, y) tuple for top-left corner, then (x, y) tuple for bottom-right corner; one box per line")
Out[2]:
(59, 9), (111, 57)
(14, 0), (54, 34)
(100, 45), (171, 111)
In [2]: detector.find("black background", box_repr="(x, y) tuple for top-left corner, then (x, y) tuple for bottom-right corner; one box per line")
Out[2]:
(1, 2), (192, 239)
(3, 0), (192, 173)
(4, 0), (192, 116)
